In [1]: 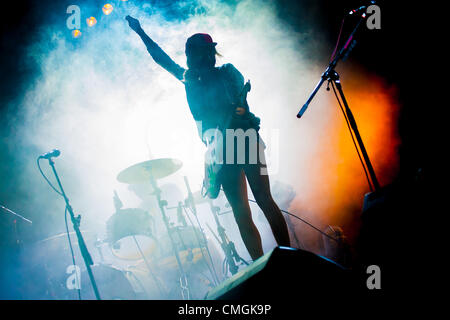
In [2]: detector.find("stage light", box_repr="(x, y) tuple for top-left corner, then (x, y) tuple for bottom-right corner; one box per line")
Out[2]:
(102, 4), (113, 15)
(72, 29), (82, 38)
(86, 16), (97, 27)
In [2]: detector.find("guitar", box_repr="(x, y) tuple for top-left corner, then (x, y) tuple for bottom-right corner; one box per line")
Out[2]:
(202, 80), (252, 199)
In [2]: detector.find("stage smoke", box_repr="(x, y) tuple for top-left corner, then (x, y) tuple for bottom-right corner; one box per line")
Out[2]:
(1, 0), (399, 299)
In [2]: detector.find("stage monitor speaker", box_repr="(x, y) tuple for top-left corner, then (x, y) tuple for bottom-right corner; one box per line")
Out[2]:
(205, 246), (359, 300)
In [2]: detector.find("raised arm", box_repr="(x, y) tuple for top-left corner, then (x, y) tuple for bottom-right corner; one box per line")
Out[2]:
(126, 16), (185, 82)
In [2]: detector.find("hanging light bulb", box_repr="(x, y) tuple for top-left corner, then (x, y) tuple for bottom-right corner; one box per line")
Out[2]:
(72, 29), (82, 38)
(102, 4), (113, 15)
(86, 16), (97, 27)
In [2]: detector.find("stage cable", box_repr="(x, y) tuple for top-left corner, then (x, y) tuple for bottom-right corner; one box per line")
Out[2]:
(218, 185), (341, 243)
(37, 158), (63, 196)
(330, 17), (346, 62)
(247, 199), (339, 243)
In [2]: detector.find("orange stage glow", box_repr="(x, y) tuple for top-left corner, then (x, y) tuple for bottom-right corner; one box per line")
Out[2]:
(290, 66), (400, 243)
(86, 17), (97, 27)
(102, 4), (113, 15)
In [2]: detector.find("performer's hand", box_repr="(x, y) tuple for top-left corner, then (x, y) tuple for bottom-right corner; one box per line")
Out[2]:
(126, 15), (141, 32)
(235, 107), (246, 116)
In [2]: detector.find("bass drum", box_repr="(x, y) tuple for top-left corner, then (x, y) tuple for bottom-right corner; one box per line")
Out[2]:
(123, 265), (168, 300)
(78, 264), (137, 300)
(28, 232), (139, 299)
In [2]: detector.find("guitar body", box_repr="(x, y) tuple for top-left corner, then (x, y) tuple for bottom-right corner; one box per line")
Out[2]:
(203, 128), (223, 199)
(202, 81), (252, 199)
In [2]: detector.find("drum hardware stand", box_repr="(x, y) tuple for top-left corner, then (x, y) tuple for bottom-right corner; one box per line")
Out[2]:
(297, 7), (380, 193)
(177, 201), (188, 227)
(183, 176), (221, 285)
(179, 205), (221, 285)
(171, 223), (195, 263)
(206, 200), (248, 276)
(94, 238), (106, 263)
(131, 235), (167, 298)
(149, 175), (190, 300)
(46, 157), (101, 300)
(283, 212), (305, 250)
(166, 202), (220, 285)
(1, 204), (32, 246)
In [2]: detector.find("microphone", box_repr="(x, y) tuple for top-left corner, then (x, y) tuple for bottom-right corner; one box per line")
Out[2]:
(39, 149), (61, 159)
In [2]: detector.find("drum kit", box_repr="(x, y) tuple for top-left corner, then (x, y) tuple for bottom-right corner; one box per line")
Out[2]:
(34, 157), (249, 300)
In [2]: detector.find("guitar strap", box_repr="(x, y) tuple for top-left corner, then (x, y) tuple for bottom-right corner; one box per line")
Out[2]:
(218, 67), (261, 132)
(218, 67), (266, 150)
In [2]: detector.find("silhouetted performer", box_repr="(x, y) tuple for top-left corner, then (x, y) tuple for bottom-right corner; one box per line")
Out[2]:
(126, 16), (290, 260)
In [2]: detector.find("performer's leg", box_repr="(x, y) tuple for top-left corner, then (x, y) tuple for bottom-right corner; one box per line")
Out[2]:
(221, 166), (264, 260)
(244, 151), (291, 247)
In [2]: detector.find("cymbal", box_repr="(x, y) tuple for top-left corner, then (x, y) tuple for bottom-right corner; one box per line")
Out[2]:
(117, 158), (182, 184)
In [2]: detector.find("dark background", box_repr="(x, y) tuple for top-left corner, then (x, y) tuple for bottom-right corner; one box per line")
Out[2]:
(0, 0), (431, 299)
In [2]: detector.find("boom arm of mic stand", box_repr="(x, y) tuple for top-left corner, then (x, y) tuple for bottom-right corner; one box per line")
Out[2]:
(297, 70), (329, 118)
(297, 13), (366, 118)
(296, 12), (380, 192)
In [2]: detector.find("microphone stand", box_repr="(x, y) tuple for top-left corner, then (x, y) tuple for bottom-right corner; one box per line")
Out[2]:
(206, 200), (248, 276)
(297, 10), (380, 192)
(47, 157), (101, 300)
(149, 175), (190, 300)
